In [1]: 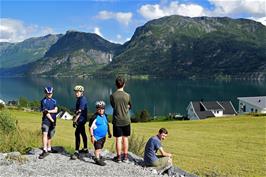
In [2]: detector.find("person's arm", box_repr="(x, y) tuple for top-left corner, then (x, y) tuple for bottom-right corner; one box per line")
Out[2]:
(89, 126), (95, 144)
(48, 106), (58, 114)
(128, 95), (132, 110)
(73, 109), (81, 123)
(89, 115), (97, 143)
(158, 147), (172, 158)
(110, 95), (114, 108)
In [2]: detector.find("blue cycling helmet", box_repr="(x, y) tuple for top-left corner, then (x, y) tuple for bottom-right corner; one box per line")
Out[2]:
(44, 86), (53, 94)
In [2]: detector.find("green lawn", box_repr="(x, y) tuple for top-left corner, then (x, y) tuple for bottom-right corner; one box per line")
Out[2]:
(10, 110), (266, 177)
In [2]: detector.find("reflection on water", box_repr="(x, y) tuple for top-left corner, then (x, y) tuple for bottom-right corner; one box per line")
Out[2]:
(0, 77), (266, 115)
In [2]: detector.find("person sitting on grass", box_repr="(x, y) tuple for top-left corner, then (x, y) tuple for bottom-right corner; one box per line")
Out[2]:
(89, 101), (112, 166)
(39, 86), (58, 159)
(144, 128), (173, 173)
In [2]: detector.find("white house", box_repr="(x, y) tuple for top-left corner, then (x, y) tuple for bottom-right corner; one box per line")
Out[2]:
(57, 111), (73, 120)
(0, 99), (6, 105)
(187, 101), (237, 120)
(237, 96), (266, 114)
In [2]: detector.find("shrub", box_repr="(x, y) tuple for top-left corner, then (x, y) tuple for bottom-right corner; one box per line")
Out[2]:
(0, 109), (41, 153)
(0, 103), (5, 110)
(128, 131), (146, 156)
(0, 109), (16, 133)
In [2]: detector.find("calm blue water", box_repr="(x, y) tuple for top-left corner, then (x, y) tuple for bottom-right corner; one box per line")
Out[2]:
(0, 77), (266, 116)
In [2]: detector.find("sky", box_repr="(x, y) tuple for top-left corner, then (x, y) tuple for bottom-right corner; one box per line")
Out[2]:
(1, 0), (266, 44)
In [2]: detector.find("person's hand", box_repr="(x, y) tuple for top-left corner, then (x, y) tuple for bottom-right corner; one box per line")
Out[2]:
(168, 153), (173, 158)
(108, 133), (112, 138)
(43, 109), (49, 115)
(72, 121), (77, 128)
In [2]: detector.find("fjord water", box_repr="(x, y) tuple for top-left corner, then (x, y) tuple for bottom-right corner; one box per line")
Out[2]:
(0, 77), (265, 116)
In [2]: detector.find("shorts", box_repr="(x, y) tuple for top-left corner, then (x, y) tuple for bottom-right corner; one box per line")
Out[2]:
(113, 124), (131, 137)
(147, 156), (171, 170)
(94, 137), (106, 150)
(41, 124), (55, 139)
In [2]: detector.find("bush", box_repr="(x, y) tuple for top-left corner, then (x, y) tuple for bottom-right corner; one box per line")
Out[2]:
(0, 103), (5, 110)
(18, 97), (29, 108)
(128, 131), (146, 156)
(0, 109), (41, 153)
(0, 109), (16, 133)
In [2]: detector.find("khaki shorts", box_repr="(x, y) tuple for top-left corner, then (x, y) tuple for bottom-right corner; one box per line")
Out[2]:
(149, 156), (171, 170)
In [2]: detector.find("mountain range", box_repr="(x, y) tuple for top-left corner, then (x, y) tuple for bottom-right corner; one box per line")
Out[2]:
(1, 15), (265, 80)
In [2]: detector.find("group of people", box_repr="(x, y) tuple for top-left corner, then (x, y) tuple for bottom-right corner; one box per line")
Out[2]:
(38, 76), (173, 172)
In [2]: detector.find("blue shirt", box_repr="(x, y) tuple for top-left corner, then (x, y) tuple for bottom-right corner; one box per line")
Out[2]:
(40, 97), (57, 126)
(144, 135), (162, 165)
(75, 96), (88, 124)
(89, 113), (108, 141)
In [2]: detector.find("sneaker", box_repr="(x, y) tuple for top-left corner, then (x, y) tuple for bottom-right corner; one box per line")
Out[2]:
(122, 158), (129, 163)
(113, 156), (122, 163)
(70, 152), (79, 160)
(79, 148), (88, 153)
(39, 151), (49, 159)
(100, 156), (106, 161)
(94, 158), (106, 166)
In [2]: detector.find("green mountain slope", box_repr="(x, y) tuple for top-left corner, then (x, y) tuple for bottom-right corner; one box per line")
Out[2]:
(0, 34), (61, 68)
(102, 16), (266, 79)
(27, 31), (121, 76)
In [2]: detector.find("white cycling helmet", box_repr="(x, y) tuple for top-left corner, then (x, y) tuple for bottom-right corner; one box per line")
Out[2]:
(96, 100), (105, 109)
(74, 85), (84, 92)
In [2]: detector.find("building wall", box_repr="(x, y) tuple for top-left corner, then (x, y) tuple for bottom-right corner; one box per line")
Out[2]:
(238, 101), (264, 114)
(211, 110), (223, 117)
(187, 104), (199, 120)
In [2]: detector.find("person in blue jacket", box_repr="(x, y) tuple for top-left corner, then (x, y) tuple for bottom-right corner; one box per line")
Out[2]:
(89, 101), (112, 166)
(72, 85), (88, 159)
(39, 86), (58, 159)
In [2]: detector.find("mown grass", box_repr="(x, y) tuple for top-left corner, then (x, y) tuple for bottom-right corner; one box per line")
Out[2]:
(6, 109), (266, 177)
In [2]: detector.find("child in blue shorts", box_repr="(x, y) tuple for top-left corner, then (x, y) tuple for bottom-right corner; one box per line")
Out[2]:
(89, 101), (112, 166)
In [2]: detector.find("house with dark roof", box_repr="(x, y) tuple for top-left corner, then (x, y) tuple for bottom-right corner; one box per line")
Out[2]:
(237, 96), (266, 114)
(186, 101), (237, 120)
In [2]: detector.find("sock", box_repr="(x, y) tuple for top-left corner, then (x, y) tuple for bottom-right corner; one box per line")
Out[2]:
(124, 153), (128, 159)
(47, 147), (51, 151)
(43, 147), (48, 152)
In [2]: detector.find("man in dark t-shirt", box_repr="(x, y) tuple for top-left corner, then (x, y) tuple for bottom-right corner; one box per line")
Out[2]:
(144, 128), (173, 171)
(110, 76), (132, 163)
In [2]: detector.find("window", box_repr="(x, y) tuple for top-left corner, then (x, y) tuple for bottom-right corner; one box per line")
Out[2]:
(251, 108), (254, 112)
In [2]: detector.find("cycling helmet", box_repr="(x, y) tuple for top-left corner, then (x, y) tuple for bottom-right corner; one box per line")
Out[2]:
(96, 100), (105, 109)
(74, 85), (84, 92)
(44, 86), (53, 94)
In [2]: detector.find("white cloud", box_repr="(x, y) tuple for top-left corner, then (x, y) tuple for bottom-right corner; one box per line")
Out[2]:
(0, 18), (55, 43)
(250, 16), (266, 26)
(138, 0), (266, 25)
(209, 0), (266, 17)
(94, 27), (103, 37)
(97, 10), (133, 26)
(138, 1), (206, 20)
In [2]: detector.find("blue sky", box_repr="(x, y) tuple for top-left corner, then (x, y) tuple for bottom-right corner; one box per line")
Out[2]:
(1, 0), (266, 43)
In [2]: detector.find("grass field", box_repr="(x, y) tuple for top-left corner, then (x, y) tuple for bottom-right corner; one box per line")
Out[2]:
(8, 110), (266, 177)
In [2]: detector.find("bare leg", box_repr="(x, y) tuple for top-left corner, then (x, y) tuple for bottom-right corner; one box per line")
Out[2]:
(42, 132), (48, 152)
(116, 137), (122, 157)
(122, 136), (128, 155)
(95, 149), (101, 159)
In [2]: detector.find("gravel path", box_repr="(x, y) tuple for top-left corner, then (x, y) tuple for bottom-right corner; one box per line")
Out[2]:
(0, 148), (197, 177)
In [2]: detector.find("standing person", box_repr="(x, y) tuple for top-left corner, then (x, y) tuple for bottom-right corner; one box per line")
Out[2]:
(39, 86), (58, 159)
(110, 76), (132, 163)
(72, 85), (88, 159)
(89, 101), (112, 166)
(144, 128), (173, 172)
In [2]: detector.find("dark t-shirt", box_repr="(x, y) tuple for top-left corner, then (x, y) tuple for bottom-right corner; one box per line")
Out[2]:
(40, 97), (57, 126)
(75, 96), (88, 124)
(110, 90), (131, 126)
(144, 135), (161, 165)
